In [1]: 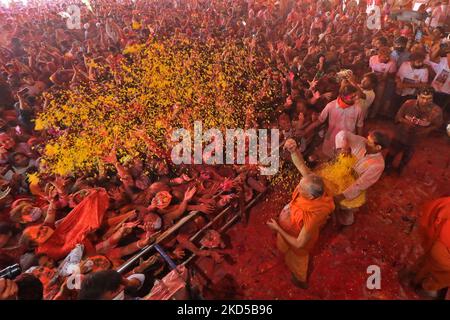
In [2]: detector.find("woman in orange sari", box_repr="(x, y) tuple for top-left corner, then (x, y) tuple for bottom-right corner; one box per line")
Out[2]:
(267, 139), (335, 288)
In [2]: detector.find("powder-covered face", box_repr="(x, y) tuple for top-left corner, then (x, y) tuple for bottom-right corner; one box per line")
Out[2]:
(13, 153), (29, 168)
(411, 59), (425, 69)
(417, 93), (434, 108)
(378, 53), (390, 64)
(365, 133), (382, 154)
(0, 134), (15, 150)
(24, 225), (54, 245)
(145, 213), (162, 231)
(152, 191), (172, 209)
(21, 206), (43, 223)
(81, 256), (112, 273)
(341, 93), (357, 106)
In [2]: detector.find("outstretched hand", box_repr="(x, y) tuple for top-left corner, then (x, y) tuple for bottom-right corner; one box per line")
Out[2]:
(283, 138), (298, 153)
(183, 186), (197, 202)
(0, 278), (18, 300)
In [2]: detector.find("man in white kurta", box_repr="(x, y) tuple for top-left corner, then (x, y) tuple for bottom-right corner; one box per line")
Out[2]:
(333, 130), (389, 225)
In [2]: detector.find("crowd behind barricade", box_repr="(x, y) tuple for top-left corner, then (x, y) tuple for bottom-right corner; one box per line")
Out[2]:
(0, 0), (449, 300)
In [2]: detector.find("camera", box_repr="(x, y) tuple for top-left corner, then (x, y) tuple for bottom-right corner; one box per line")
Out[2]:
(0, 264), (22, 280)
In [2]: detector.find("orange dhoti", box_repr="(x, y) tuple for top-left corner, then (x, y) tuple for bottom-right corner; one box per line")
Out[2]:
(414, 197), (450, 291)
(277, 189), (335, 282)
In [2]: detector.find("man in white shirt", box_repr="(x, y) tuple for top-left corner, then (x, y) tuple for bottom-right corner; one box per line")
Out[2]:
(427, 42), (450, 109)
(333, 130), (390, 225)
(395, 52), (430, 105)
(304, 84), (364, 159)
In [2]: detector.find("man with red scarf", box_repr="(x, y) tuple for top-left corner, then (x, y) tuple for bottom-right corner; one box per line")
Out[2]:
(305, 84), (364, 158)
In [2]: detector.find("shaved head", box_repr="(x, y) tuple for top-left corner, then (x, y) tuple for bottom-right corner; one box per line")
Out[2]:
(148, 182), (170, 195)
(299, 174), (325, 199)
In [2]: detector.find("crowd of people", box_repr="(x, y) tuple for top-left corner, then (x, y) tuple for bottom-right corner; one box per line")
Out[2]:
(0, 0), (449, 300)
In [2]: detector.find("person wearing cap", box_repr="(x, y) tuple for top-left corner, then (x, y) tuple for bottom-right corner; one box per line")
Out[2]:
(386, 86), (443, 174)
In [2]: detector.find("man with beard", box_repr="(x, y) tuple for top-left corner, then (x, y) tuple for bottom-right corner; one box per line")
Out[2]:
(332, 130), (390, 225)
(395, 52), (430, 109)
(391, 36), (411, 69)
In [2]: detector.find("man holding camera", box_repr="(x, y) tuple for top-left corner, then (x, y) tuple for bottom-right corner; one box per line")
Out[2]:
(386, 86), (444, 174)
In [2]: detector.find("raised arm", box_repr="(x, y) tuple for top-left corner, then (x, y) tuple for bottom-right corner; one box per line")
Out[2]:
(283, 138), (312, 177)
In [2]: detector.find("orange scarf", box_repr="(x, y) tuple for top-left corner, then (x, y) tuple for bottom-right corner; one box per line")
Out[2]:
(290, 188), (335, 228)
(337, 97), (353, 109)
(37, 188), (109, 260)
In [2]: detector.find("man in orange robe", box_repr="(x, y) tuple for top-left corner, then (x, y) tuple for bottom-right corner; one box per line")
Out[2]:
(413, 196), (450, 298)
(267, 139), (335, 288)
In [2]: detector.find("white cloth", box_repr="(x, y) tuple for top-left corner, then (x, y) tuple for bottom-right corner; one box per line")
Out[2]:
(335, 131), (385, 200)
(127, 273), (146, 290)
(319, 100), (364, 157)
(396, 61), (429, 96)
(58, 244), (84, 277)
(427, 57), (450, 95)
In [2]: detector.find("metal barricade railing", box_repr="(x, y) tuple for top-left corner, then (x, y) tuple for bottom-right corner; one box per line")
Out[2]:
(116, 188), (266, 275)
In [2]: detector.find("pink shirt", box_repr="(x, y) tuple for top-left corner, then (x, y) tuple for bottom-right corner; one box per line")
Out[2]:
(319, 100), (364, 157)
(335, 131), (385, 200)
